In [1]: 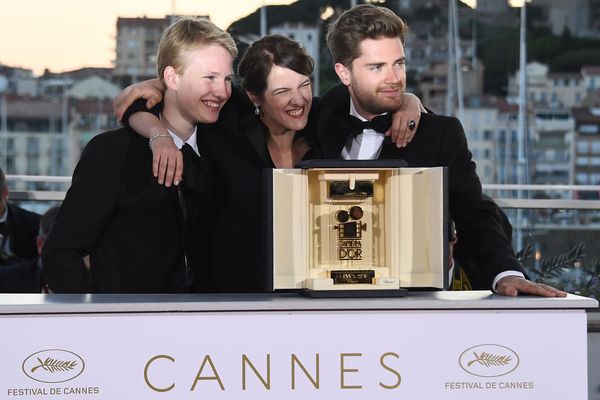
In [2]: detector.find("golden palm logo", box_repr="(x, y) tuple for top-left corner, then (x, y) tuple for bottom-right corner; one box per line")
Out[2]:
(22, 349), (85, 383)
(467, 352), (512, 367)
(31, 357), (78, 373)
(459, 345), (519, 377)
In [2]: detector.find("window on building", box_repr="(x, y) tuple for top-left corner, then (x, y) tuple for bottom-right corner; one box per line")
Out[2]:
(7, 138), (15, 153)
(26, 137), (39, 156)
(580, 124), (599, 134)
(576, 157), (590, 166)
(577, 141), (590, 153)
(576, 173), (588, 184)
(6, 156), (16, 174)
(498, 129), (506, 141)
(483, 130), (493, 140)
(27, 156), (38, 175)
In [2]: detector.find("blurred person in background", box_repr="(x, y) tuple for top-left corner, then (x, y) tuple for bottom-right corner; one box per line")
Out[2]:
(0, 167), (41, 267)
(0, 205), (60, 293)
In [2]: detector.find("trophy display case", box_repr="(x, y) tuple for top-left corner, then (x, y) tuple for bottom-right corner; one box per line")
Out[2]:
(265, 160), (448, 296)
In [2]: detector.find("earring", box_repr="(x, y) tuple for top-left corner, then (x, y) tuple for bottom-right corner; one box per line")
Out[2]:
(254, 104), (260, 116)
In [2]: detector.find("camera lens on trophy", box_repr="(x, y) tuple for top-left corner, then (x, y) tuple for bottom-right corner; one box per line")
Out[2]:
(349, 206), (363, 220)
(336, 210), (350, 222)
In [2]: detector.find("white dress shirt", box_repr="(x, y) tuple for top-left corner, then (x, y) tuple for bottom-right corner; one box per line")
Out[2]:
(340, 100), (387, 160)
(167, 128), (200, 157)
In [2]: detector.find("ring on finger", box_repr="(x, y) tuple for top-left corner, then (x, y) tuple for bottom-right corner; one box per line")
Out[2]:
(407, 119), (416, 131)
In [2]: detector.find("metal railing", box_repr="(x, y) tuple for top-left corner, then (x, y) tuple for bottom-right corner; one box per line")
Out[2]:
(8, 176), (600, 208)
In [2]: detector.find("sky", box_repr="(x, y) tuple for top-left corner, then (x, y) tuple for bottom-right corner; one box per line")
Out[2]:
(0, 0), (295, 76)
(1, 0), (525, 77)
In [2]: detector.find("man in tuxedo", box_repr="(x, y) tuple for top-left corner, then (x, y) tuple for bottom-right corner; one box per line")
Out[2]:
(0, 206), (59, 293)
(320, 4), (564, 297)
(42, 17), (237, 293)
(0, 168), (41, 266)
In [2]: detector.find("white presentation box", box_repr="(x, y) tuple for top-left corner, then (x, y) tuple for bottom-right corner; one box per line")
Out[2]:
(265, 160), (449, 295)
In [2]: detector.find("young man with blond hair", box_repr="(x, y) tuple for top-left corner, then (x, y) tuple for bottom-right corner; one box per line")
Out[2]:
(42, 17), (237, 293)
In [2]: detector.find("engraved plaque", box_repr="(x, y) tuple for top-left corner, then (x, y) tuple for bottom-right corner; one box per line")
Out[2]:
(331, 270), (375, 284)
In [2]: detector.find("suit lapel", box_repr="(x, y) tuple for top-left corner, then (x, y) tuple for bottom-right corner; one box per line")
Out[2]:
(316, 85), (352, 159)
(244, 120), (273, 167)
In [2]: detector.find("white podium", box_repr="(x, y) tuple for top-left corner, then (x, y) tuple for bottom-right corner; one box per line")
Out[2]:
(0, 291), (596, 399)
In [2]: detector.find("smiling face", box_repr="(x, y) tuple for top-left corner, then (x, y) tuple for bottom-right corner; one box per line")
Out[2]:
(250, 64), (313, 135)
(335, 37), (406, 120)
(170, 44), (234, 125)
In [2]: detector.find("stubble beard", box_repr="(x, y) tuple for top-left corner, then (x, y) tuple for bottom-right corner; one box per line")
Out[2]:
(350, 83), (405, 117)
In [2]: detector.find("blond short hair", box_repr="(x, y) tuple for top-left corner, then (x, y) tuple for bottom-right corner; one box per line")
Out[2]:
(156, 17), (238, 84)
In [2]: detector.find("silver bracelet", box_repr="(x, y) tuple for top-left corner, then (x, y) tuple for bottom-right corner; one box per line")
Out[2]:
(148, 133), (172, 149)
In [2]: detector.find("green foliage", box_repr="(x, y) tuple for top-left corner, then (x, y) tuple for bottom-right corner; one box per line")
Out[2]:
(519, 243), (600, 299)
(476, 24), (519, 95)
(549, 49), (600, 72)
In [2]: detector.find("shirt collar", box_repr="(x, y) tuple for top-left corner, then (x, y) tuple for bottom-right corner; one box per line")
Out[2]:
(166, 127), (200, 157)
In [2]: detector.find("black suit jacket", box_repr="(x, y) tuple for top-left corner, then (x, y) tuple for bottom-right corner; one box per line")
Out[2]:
(42, 127), (207, 293)
(0, 257), (42, 293)
(315, 84), (524, 288)
(1, 204), (41, 265)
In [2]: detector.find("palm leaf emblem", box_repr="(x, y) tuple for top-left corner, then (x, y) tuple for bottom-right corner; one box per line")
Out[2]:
(31, 357), (77, 373)
(467, 352), (512, 367)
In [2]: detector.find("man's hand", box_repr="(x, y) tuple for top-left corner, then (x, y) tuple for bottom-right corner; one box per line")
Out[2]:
(386, 93), (425, 148)
(150, 136), (183, 187)
(495, 275), (568, 297)
(113, 78), (165, 122)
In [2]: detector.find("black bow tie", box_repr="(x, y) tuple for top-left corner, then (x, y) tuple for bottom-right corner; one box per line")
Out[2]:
(344, 113), (392, 137)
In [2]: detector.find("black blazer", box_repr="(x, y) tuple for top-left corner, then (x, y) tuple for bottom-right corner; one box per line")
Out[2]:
(0, 257), (42, 293)
(314, 84), (524, 288)
(42, 127), (206, 293)
(1, 204), (41, 264)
